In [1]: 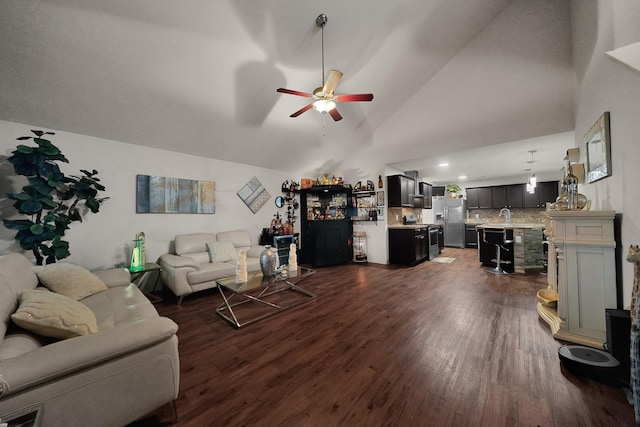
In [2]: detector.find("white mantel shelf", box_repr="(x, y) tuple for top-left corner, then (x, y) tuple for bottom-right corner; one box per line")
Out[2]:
(540, 210), (617, 348)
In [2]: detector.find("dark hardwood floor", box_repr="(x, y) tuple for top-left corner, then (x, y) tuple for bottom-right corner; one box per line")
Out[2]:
(135, 248), (635, 426)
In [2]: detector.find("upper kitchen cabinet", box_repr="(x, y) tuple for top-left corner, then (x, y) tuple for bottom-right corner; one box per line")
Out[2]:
(466, 188), (479, 209)
(524, 181), (559, 208)
(387, 175), (415, 207)
(491, 186), (507, 208)
(507, 184), (525, 208)
(467, 187), (492, 209)
(538, 181), (559, 207)
(419, 182), (433, 209)
(493, 184), (524, 208)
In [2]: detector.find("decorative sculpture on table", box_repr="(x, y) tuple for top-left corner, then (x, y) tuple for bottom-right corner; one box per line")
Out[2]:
(627, 244), (640, 424)
(236, 249), (248, 284)
(288, 243), (298, 271)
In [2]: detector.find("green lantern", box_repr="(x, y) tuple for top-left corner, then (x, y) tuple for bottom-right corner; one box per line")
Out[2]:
(129, 232), (146, 272)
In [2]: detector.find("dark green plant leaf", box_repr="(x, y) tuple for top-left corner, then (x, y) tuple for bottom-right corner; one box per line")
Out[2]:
(3, 219), (34, 230)
(31, 130), (44, 137)
(30, 224), (44, 234)
(16, 136), (32, 141)
(20, 201), (43, 214)
(16, 145), (34, 153)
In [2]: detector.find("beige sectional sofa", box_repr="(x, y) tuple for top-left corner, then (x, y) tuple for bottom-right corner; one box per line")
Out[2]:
(0, 253), (180, 427)
(159, 229), (265, 304)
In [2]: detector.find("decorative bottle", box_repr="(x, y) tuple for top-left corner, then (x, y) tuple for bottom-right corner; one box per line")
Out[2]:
(565, 160), (579, 210)
(259, 245), (277, 277)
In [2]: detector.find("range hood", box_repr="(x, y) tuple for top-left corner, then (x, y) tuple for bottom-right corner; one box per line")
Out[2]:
(404, 170), (424, 198)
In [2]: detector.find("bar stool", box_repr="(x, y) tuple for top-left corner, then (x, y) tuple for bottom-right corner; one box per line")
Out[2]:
(483, 228), (513, 275)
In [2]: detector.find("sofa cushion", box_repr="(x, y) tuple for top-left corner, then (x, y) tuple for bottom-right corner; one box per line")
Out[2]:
(33, 263), (108, 300)
(207, 240), (238, 263)
(11, 290), (99, 339)
(0, 253), (39, 346)
(175, 233), (217, 256)
(217, 230), (253, 253)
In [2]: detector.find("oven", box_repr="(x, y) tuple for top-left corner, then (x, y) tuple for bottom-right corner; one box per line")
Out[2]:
(428, 225), (440, 260)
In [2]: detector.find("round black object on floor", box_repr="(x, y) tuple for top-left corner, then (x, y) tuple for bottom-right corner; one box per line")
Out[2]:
(558, 345), (620, 384)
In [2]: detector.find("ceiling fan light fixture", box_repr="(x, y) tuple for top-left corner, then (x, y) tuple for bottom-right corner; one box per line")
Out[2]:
(276, 14), (373, 122)
(313, 99), (336, 113)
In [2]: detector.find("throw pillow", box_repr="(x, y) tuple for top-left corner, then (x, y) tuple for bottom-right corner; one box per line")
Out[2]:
(33, 263), (108, 300)
(207, 240), (238, 263)
(11, 290), (99, 339)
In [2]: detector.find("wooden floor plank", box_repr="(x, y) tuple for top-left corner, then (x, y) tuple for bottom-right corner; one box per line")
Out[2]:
(132, 247), (635, 426)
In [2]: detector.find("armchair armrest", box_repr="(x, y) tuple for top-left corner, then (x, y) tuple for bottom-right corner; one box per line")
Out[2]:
(159, 254), (200, 269)
(158, 254), (201, 301)
(0, 317), (178, 398)
(92, 267), (131, 288)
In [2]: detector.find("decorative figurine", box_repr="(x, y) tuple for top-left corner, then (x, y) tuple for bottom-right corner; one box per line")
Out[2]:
(236, 249), (248, 284)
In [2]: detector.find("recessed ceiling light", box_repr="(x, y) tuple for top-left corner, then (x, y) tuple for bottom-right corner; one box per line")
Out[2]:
(459, 175), (467, 180)
(439, 163), (449, 167)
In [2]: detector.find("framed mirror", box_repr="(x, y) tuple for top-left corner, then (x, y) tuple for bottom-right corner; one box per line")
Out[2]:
(585, 112), (612, 183)
(275, 196), (285, 208)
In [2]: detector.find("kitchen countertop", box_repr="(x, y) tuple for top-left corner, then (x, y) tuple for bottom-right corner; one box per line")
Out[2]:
(475, 223), (544, 229)
(388, 224), (438, 229)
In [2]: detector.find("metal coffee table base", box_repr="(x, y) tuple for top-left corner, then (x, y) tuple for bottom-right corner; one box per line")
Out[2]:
(216, 275), (316, 328)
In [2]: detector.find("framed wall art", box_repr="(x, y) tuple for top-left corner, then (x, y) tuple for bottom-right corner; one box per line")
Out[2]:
(584, 112), (612, 183)
(237, 176), (270, 213)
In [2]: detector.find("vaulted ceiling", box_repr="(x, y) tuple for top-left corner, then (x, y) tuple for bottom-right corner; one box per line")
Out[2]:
(0, 0), (574, 184)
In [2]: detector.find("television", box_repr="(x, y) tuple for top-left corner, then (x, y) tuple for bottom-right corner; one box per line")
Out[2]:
(432, 186), (445, 197)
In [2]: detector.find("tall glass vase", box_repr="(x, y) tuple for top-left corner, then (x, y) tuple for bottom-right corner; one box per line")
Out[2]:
(260, 245), (277, 277)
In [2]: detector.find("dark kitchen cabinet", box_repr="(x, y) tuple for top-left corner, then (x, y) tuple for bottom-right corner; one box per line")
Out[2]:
(466, 188), (480, 209)
(478, 187), (492, 208)
(506, 184), (524, 208)
(524, 181), (558, 208)
(387, 175), (415, 207)
(492, 186), (507, 208)
(467, 187), (491, 209)
(389, 227), (428, 266)
(538, 181), (559, 207)
(419, 182), (433, 209)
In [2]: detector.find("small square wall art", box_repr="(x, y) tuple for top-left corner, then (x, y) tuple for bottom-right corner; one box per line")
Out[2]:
(237, 176), (270, 213)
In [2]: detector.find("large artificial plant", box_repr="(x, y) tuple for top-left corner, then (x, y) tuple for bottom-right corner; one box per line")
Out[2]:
(3, 130), (109, 265)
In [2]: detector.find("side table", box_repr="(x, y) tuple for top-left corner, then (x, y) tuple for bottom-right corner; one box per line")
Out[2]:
(129, 262), (163, 303)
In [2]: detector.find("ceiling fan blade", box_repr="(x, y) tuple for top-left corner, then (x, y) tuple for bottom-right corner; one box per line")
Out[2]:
(334, 93), (374, 102)
(290, 103), (314, 118)
(328, 108), (342, 122)
(322, 70), (343, 95)
(277, 88), (314, 98)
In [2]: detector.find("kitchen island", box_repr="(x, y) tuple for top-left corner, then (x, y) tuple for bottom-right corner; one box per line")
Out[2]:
(476, 223), (545, 273)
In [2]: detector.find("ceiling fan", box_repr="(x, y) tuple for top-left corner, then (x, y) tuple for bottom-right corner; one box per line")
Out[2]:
(277, 14), (374, 122)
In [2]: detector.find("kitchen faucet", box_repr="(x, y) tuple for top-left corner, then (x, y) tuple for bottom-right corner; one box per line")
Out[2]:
(499, 208), (512, 224)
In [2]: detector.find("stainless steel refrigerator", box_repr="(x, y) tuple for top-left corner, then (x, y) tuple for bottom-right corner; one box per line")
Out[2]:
(444, 198), (467, 248)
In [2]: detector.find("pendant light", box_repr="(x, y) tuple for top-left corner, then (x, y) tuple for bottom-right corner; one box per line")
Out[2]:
(527, 150), (537, 194)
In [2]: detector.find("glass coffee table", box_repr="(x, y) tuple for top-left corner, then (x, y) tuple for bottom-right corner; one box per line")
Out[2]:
(215, 267), (316, 328)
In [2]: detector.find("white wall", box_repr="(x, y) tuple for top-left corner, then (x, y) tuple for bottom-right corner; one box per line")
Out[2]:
(571, 0), (640, 307)
(0, 120), (292, 270)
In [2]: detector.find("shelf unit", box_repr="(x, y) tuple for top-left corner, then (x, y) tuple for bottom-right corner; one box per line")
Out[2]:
(538, 210), (617, 348)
